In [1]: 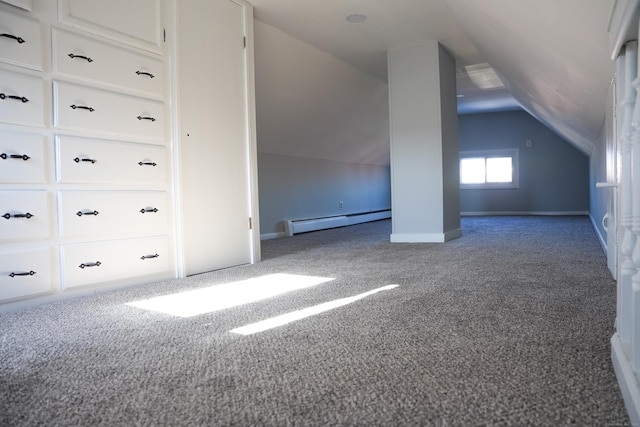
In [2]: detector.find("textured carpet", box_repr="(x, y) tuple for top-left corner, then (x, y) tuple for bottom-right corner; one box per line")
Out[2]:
(0, 216), (630, 426)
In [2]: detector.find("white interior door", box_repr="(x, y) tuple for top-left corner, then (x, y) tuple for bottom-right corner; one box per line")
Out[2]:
(177, 0), (253, 276)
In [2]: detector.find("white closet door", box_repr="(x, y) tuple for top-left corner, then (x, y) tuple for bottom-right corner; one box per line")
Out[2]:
(178, 0), (252, 275)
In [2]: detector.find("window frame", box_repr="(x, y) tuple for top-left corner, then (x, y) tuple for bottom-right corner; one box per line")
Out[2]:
(459, 148), (520, 190)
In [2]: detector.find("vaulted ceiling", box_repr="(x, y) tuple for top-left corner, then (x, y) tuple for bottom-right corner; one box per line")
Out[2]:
(249, 0), (615, 156)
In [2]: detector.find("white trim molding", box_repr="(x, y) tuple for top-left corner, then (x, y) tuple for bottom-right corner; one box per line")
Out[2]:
(461, 211), (589, 216)
(391, 228), (462, 243)
(612, 333), (640, 425)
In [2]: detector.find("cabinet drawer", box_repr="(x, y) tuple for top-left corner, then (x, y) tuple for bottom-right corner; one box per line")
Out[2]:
(61, 235), (170, 289)
(0, 191), (51, 243)
(0, 9), (42, 70)
(56, 135), (167, 185)
(58, 190), (168, 238)
(0, 69), (45, 127)
(53, 81), (164, 139)
(0, 130), (47, 183)
(58, 0), (163, 53)
(0, 248), (53, 301)
(53, 29), (163, 96)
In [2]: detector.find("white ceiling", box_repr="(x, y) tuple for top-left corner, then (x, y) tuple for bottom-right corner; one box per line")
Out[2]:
(249, 0), (616, 154)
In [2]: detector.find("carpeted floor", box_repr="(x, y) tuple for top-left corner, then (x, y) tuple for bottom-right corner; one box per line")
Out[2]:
(0, 216), (630, 426)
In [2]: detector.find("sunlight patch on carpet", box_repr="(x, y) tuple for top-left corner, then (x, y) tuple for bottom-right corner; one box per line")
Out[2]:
(126, 273), (334, 317)
(230, 284), (399, 335)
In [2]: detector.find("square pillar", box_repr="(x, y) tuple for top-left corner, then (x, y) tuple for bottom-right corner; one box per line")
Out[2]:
(388, 42), (461, 242)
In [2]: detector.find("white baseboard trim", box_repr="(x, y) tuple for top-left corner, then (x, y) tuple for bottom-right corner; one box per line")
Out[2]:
(391, 228), (462, 243)
(461, 211), (589, 216)
(260, 232), (287, 240)
(347, 210), (391, 226)
(589, 214), (607, 253)
(0, 272), (174, 313)
(284, 210), (391, 236)
(612, 333), (640, 425)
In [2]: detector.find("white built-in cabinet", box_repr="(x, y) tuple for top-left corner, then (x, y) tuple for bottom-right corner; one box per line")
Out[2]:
(0, 0), (259, 308)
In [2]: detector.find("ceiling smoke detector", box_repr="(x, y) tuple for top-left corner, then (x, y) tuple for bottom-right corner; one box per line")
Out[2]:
(346, 13), (367, 23)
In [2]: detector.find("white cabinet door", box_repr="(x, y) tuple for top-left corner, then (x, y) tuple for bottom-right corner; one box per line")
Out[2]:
(53, 29), (163, 96)
(56, 136), (167, 185)
(0, 69), (45, 127)
(58, 0), (163, 53)
(0, 190), (51, 242)
(0, 9), (41, 70)
(61, 236), (169, 289)
(53, 81), (164, 140)
(0, 130), (47, 184)
(58, 190), (168, 239)
(178, 0), (254, 275)
(0, 248), (53, 302)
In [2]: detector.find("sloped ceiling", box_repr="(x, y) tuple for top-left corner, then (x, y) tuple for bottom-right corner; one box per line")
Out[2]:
(250, 0), (616, 157)
(446, 0), (615, 154)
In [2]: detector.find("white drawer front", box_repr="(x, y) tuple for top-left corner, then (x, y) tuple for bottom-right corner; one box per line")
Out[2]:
(0, 9), (42, 70)
(0, 248), (53, 301)
(58, 191), (168, 238)
(61, 235), (170, 289)
(0, 130), (47, 183)
(53, 29), (163, 96)
(0, 191), (51, 242)
(0, 69), (45, 127)
(53, 81), (164, 139)
(56, 136), (167, 185)
(58, 0), (163, 53)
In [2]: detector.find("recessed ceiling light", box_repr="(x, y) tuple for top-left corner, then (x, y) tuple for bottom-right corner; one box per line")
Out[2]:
(346, 13), (367, 23)
(457, 94), (465, 98)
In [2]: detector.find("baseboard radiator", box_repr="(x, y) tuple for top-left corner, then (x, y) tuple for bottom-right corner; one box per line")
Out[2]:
(284, 210), (391, 236)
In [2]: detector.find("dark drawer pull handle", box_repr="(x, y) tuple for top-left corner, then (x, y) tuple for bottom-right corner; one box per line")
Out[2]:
(76, 210), (99, 217)
(138, 161), (157, 166)
(137, 116), (156, 122)
(70, 104), (95, 112)
(3, 212), (33, 219)
(0, 93), (29, 103)
(1, 153), (30, 161)
(136, 71), (155, 79)
(0, 33), (25, 44)
(79, 261), (101, 269)
(140, 207), (158, 214)
(9, 271), (36, 277)
(141, 254), (159, 260)
(73, 157), (97, 164)
(68, 53), (93, 63)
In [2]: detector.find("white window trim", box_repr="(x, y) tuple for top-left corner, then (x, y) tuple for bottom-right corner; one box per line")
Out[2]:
(460, 148), (520, 189)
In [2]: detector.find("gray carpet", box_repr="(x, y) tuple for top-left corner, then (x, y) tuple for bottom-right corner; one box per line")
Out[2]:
(0, 216), (630, 426)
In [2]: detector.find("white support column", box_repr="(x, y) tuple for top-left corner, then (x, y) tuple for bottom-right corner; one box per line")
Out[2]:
(629, 33), (640, 371)
(619, 42), (637, 354)
(387, 42), (461, 243)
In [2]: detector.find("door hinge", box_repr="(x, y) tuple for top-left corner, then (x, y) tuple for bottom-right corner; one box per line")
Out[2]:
(163, 28), (166, 43)
(249, 217), (253, 229)
(243, 36), (246, 48)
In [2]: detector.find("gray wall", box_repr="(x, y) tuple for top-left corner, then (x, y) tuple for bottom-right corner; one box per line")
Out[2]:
(253, 20), (390, 166)
(254, 20), (392, 238)
(258, 153), (391, 237)
(459, 110), (589, 214)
